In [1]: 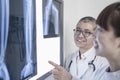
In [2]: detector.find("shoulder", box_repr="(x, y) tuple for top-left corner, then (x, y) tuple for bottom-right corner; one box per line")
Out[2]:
(106, 67), (120, 80)
(64, 50), (79, 70)
(67, 50), (79, 60)
(91, 56), (109, 80)
(94, 56), (109, 73)
(71, 51), (78, 58)
(95, 56), (109, 67)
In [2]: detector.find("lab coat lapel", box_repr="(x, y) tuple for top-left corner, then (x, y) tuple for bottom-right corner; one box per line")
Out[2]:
(77, 61), (89, 78)
(69, 54), (77, 77)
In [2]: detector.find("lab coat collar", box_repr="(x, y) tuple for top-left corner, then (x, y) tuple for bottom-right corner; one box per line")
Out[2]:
(72, 47), (96, 78)
(78, 47), (96, 63)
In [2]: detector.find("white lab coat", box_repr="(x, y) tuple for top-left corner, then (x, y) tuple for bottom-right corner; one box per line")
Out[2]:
(65, 47), (109, 80)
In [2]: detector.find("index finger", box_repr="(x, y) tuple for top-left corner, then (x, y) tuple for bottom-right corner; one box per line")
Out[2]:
(48, 61), (61, 70)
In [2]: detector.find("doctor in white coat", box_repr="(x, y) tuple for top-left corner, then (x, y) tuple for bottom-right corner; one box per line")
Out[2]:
(49, 16), (109, 80)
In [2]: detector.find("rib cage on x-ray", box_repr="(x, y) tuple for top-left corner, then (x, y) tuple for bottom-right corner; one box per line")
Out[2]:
(43, 0), (59, 37)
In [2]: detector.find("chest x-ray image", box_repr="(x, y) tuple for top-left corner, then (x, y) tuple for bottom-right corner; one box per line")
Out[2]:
(43, 0), (60, 38)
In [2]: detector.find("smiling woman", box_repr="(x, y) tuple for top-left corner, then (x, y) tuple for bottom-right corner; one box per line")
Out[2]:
(93, 2), (120, 80)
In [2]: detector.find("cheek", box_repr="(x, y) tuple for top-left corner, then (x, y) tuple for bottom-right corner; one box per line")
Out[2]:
(74, 35), (79, 46)
(74, 35), (77, 42)
(74, 34), (77, 39)
(96, 35), (106, 56)
(97, 35), (112, 57)
(87, 38), (94, 45)
(98, 36), (104, 47)
(98, 38), (104, 51)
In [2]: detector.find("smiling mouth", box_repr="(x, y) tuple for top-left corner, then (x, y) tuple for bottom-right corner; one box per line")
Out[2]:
(77, 39), (86, 43)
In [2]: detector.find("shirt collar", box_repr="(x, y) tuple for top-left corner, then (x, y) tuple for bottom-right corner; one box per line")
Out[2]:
(77, 47), (96, 62)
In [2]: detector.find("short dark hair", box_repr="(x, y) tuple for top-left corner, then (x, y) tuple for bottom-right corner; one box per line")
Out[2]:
(77, 16), (96, 30)
(96, 2), (120, 37)
(78, 16), (96, 23)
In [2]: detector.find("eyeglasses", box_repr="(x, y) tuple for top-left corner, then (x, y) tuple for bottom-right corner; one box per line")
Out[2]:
(73, 29), (93, 37)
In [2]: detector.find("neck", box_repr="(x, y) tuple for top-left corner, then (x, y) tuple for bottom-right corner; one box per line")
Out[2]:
(79, 48), (86, 54)
(79, 46), (93, 54)
(108, 58), (120, 72)
(79, 48), (86, 59)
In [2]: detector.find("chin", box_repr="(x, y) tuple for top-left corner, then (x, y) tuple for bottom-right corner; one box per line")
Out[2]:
(95, 50), (105, 57)
(78, 45), (86, 48)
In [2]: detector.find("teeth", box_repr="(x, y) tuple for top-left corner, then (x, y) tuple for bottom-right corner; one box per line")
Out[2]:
(78, 39), (82, 42)
(78, 40), (84, 42)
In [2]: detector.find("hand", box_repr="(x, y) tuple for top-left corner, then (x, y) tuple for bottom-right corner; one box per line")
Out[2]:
(48, 61), (72, 80)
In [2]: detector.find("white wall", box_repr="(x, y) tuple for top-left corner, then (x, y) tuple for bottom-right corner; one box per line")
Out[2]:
(63, 0), (120, 60)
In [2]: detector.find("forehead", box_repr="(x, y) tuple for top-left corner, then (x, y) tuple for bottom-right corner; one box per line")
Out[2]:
(97, 25), (116, 36)
(76, 22), (95, 31)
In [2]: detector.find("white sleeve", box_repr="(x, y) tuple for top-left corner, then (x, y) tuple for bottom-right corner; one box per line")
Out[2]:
(72, 76), (81, 80)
